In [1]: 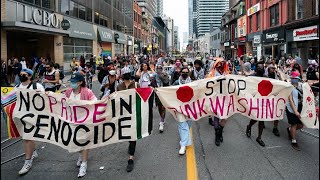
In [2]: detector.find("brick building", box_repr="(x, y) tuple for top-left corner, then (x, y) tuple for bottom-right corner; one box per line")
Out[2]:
(134, 1), (143, 54)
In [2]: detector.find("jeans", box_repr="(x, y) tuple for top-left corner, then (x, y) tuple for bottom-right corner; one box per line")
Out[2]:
(178, 120), (192, 147)
(128, 141), (136, 156)
(14, 75), (20, 86)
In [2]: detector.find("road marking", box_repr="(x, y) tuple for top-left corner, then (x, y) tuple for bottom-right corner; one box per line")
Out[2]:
(265, 146), (282, 149)
(186, 128), (198, 180)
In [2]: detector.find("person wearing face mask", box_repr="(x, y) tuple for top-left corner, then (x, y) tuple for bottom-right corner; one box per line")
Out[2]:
(43, 62), (60, 92)
(286, 72), (304, 151)
(170, 60), (182, 84)
(16, 68), (44, 175)
(206, 57), (229, 146)
(190, 60), (205, 81)
(64, 73), (97, 178)
(245, 61), (267, 147)
(136, 63), (153, 88)
(101, 67), (119, 97)
(172, 67), (193, 155)
(117, 67), (140, 172)
(152, 64), (170, 133)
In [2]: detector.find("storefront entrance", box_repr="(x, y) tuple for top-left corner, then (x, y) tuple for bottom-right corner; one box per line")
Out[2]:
(7, 31), (54, 63)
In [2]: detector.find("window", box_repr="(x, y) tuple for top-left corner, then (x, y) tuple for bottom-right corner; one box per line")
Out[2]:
(60, 0), (69, 14)
(270, 4), (279, 26)
(250, 0), (253, 7)
(78, 4), (86, 20)
(249, 16), (253, 32)
(256, 12), (260, 30)
(22, 0), (55, 10)
(60, 0), (92, 22)
(296, 0), (304, 19)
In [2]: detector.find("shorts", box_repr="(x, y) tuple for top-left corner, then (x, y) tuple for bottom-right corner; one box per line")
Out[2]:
(286, 108), (302, 125)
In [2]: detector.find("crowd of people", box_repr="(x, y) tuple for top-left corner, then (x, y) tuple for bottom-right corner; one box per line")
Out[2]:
(1, 53), (319, 178)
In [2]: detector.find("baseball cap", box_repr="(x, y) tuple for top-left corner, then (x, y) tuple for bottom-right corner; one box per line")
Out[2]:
(21, 68), (33, 75)
(70, 72), (85, 83)
(121, 67), (131, 75)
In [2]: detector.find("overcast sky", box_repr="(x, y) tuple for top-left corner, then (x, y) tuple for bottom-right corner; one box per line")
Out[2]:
(163, 0), (188, 49)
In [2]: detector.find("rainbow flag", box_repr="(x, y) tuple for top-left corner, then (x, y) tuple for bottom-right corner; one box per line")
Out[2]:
(1, 87), (20, 138)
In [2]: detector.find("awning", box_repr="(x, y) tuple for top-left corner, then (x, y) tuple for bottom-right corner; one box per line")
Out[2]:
(64, 17), (96, 40)
(97, 26), (114, 42)
(114, 31), (127, 44)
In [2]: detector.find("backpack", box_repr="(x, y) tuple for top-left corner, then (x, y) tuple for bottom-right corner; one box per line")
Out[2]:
(16, 82), (37, 90)
(59, 70), (65, 80)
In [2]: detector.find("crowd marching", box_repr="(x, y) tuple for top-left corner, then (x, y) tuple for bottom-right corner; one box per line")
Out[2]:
(1, 53), (319, 178)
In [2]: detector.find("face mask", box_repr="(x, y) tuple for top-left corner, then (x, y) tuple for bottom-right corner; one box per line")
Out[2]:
(256, 68), (264, 77)
(291, 78), (299, 85)
(268, 72), (275, 79)
(19, 75), (28, 82)
(123, 73), (131, 80)
(181, 73), (188, 79)
(71, 82), (79, 89)
(109, 70), (116, 75)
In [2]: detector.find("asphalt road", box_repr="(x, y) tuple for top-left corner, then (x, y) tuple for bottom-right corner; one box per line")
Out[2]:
(1, 79), (319, 180)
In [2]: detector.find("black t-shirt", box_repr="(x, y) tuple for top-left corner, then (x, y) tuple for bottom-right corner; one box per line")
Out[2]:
(13, 63), (22, 75)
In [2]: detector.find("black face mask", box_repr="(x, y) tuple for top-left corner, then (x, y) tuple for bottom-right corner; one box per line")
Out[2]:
(181, 73), (188, 79)
(268, 72), (276, 79)
(256, 68), (264, 77)
(19, 75), (28, 82)
(123, 73), (131, 80)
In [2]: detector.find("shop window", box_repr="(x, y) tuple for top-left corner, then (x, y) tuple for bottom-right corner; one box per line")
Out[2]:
(256, 12), (260, 30)
(296, 0), (304, 19)
(270, 4), (279, 26)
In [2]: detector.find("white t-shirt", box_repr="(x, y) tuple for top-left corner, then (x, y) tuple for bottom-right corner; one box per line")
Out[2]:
(21, 61), (27, 69)
(16, 82), (45, 92)
(70, 91), (81, 100)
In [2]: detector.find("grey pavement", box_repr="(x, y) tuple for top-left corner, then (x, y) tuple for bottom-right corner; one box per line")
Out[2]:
(1, 79), (319, 180)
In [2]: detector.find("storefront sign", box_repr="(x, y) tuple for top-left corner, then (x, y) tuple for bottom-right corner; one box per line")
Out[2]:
(293, 25), (318, 41)
(61, 19), (71, 30)
(262, 28), (285, 43)
(237, 16), (246, 37)
(21, 6), (60, 28)
(64, 17), (96, 40)
(114, 32), (127, 44)
(253, 35), (261, 44)
(224, 42), (230, 47)
(98, 27), (114, 42)
(247, 3), (260, 16)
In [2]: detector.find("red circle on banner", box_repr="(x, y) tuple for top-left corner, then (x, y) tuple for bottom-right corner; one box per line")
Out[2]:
(176, 86), (194, 103)
(258, 80), (273, 96)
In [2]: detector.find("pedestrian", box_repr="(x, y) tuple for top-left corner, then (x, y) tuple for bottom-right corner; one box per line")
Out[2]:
(207, 57), (229, 146)
(17, 68), (45, 175)
(13, 58), (22, 85)
(96, 56), (104, 70)
(245, 61), (267, 147)
(286, 71), (304, 151)
(152, 64), (170, 132)
(53, 63), (64, 90)
(79, 55), (85, 68)
(1, 58), (10, 86)
(190, 60), (205, 80)
(90, 55), (96, 74)
(101, 66), (119, 97)
(117, 67), (140, 172)
(43, 62), (60, 92)
(64, 72), (97, 177)
(173, 67), (193, 155)
(170, 60), (182, 84)
(70, 57), (80, 72)
(20, 57), (27, 69)
(136, 62), (153, 88)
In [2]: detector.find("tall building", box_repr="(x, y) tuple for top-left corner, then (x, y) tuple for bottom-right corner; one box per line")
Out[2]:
(173, 26), (180, 51)
(163, 17), (174, 53)
(157, 0), (163, 18)
(196, 0), (229, 37)
(137, 0), (157, 18)
(188, 0), (198, 38)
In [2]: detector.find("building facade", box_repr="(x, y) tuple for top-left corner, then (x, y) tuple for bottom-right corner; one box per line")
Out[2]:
(1, 0), (134, 72)
(210, 28), (222, 57)
(196, 0), (229, 37)
(134, 1), (143, 54)
(156, 0), (163, 18)
(163, 17), (174, 54)
(173, 26), (180, 52)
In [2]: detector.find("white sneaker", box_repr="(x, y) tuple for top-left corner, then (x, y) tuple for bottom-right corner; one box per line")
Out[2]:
(76, 155), (82, 167)
(159, 122), (164, 133)
(78, 162), (87, 178)
(31, 150), (38, 160)
(18, 161), (32, 175)
(179, 146), (186, 155)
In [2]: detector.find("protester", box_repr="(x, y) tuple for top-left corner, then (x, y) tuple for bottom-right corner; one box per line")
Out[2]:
(190, 60), (205, 80)
(170, 60), (182, 84)
(173, 67), (193, 155)
(136, 62), (153, 88)
(152, 64), (170, 132)
(79, 55), (85, 68)
(20, 57), (27, 69)
(286, 71), (304, 151)
(53, 63), (64, 90)
(64, 72), (97, 177)
(13, 58), (22, 85)
(1, 59), (10, 86)
(245, 61), (266, 147)
(43, 62), (60, 92)
(117, 67), (140, 172)
(16, 68), (45, 175)
(101, 66), (119, 97)
(207, 57), (229, 146)
(96, 56), (104, 70)
(70, 57), (79, 72)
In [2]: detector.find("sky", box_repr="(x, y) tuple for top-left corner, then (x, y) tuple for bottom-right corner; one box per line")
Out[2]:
(163, 0), (188, 50)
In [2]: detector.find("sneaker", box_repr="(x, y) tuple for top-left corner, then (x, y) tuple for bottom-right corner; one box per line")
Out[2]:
(291, 143), (301, 151)
(287, 128), (292, 140)
(31, 150), (38, 160)
(273, 128), (280, 137)
(18, 161), (32, 175)
(159, 122), (164, 133)
(179, 146), (186, 155)
(246, 125), (251, 138)
(78, 162), (87, 178)
(76, 156), (82, 167)
(256, 138), (265, 147)
(126, 159), (134, 172)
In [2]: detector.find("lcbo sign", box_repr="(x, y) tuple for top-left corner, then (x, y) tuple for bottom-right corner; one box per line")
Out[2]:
(22, 4), (60, 28)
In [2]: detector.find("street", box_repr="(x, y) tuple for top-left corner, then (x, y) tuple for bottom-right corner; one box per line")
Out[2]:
(1, 79), (319, 180)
